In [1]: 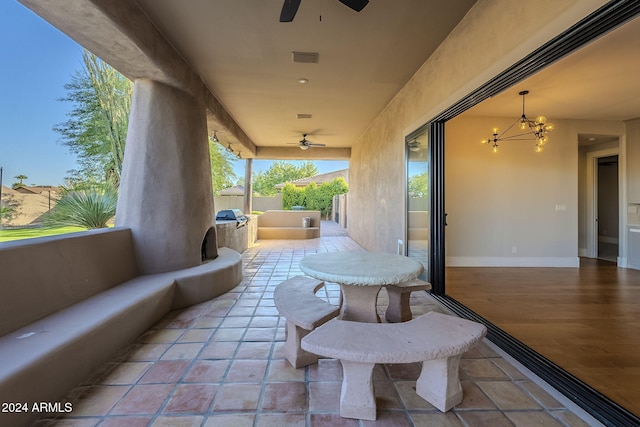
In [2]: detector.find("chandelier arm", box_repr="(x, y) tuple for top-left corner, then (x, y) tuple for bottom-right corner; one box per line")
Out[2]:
(496, 117), (520, 139)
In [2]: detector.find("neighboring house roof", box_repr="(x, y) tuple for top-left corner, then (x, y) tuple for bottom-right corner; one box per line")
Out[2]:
(219, 185), (245, 195)
(274, 169), (348, 189)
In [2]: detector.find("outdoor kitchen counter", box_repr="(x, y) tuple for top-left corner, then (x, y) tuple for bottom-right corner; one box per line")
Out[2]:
(299, 251), (424, 323)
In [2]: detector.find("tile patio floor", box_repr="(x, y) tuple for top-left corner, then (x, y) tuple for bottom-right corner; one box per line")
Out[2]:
(34, 229), (601, 426)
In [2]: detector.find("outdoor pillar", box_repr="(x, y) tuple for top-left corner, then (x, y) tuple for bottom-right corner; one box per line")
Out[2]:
(244, 158), (253, 215)
(116, 79), (215, 274)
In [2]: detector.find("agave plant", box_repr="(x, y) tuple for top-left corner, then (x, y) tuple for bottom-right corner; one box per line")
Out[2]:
(45, 183), (117, 229)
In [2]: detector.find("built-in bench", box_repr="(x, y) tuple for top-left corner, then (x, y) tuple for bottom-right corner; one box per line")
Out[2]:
(0, 227), (242, 426)
(257, 210), (321, 239)
(384, 279), (432, 323)
(274, 276), (340, 368)
(302, 312), (487, 420)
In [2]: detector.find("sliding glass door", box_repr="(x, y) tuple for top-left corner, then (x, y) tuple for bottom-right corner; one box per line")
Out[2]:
(406, 129), (429, 281)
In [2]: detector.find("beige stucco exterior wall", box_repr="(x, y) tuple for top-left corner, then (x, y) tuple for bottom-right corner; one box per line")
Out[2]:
(347, 0), (608, 253)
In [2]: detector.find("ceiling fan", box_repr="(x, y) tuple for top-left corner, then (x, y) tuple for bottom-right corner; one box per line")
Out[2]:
(288, 134), (326, 150)
(280, 0), (369, 22)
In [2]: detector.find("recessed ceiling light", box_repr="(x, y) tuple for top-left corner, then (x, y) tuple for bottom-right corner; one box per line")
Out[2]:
(298, 78), (309, 84)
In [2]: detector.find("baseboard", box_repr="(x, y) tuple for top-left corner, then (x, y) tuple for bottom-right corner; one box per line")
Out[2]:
(446, 256), (580, 267)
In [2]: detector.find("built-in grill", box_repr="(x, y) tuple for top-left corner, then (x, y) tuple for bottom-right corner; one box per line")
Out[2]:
(216, 209), (248, 228)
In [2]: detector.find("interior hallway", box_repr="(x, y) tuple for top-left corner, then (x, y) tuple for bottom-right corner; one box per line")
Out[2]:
(30, 228), (598, 426)
(447, 258), (640, 417)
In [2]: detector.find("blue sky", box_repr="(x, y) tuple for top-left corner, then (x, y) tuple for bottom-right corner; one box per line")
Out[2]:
(0, 2), (347, 188)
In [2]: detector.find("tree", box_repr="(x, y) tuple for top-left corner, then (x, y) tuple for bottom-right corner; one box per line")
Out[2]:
(282, 177), (348, 217)
(253, 161), (318, 196)
(408, 172), (428, 198)
(12, 174), (28, 189)
(55, 50), (133, 186)
(209, 139), (238, 194)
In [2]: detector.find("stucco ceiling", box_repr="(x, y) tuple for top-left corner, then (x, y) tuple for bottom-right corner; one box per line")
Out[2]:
(132, 0), (477, 151)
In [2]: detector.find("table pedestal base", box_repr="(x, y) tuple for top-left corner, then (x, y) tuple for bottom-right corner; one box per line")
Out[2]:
(339, 284), (381, 323)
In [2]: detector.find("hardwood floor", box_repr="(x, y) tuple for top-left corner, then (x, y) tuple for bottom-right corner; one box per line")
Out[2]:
(446, 258), (640, 417)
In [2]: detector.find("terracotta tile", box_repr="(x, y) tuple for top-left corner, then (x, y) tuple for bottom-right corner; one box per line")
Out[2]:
(163, 384), (218, 413)
(308, 358), (343, 382)
(309, 381), (341, 412)
(101, 362), (152, 385)
(69, 385), (130, 416)
(410, 412), (464, 427)
(100, 416), (153, 427)
(250, 316), (279, 328)
(261, 382), (308, 411)
(192, 316), (223, 328)
(141, 329), (184, 343)
(184, 359), (229, 383)
(139, 360), (190, 384)
(204, 414), (255, 427)
(178, 328), (213, 343)
(455, 410), (515, 427)
(375, 381), (403, 409)
(35, 418), (100, 427)
(386, 362), (422, 380)
(160, 342), (204, 360)
(360, 410), (412, 426)
(199, 341), (239, 359)
(226, 359), (268, 383)
(243, 327), (277, 341)
(110, 384), (174, 415)
(505, 411), (564, 426)
(128, 343), (171, 361)
(492, 358), (529, 380)
(455, 381), (497, 410)
(254, 306), (279, 316)
(228, 306), (257, 316)
(395, 381), (434, 410)
(309, 413), (359, 427)
(211, 327), (246, 341)
(151, 415), (205, 427)
(221, 316), (253, 327)
(212, 383), (262, 411)
(256, 413), (306, 427)
(550, 410), (592, 427)
(518, 380), (564, 409)
(236, 341), (273, 359)
(476, 381), (542, 410)
(267, 359), (306, 382)
(460, 359), (510, 380)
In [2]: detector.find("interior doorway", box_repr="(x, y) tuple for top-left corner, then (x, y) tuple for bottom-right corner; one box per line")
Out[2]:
(597, 155), (619, 261)
(583, 142), (620, 262)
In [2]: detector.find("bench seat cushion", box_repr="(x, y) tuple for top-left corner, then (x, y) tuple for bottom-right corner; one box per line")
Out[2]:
(302, 311), (486, 364)
(0, 273), (176, 416)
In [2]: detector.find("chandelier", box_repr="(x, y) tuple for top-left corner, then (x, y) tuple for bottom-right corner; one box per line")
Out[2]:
(481, 90), (554, 153)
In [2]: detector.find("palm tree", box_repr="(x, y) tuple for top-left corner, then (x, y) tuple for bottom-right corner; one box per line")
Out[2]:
(13, 174), (28, 189)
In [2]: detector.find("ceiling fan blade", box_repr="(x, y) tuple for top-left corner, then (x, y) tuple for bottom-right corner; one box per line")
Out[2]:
(308, 143), (326, 147)
(337, 0), (369, 12)
(280, 0), (302, 22)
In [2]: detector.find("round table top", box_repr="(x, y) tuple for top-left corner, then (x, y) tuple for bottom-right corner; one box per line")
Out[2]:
(299, 251), (424, 286)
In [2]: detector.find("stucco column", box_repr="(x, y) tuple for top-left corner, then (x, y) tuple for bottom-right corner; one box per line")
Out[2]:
(244, 158), (253, 215)
(116, 79), (215, 274)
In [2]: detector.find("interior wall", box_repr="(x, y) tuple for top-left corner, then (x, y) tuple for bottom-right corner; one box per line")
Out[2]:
(347, 0), (607, 253)
(445, 116), (579, 266)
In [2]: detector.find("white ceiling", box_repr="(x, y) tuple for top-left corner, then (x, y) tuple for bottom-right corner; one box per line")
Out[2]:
(463, 15), (640, 125)
(133, 0), (477, 151)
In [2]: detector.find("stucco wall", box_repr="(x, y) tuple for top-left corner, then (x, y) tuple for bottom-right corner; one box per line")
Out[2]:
(347, 0), (607, 253)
